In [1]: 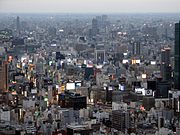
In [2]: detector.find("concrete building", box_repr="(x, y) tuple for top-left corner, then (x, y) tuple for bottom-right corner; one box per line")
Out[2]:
(0, 57), (8, 92)
(112, 110), (130, 133)
(95, 44), (106, 64)
(132, 41), (141, 56)
(67, 124), (93, 135)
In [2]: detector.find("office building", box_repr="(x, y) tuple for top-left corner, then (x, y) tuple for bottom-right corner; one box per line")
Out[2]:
(155, 81), (171, 98)
(63, 91), (87, 110)
(0, 57), (8, 92)
(158, 117), (164, 129)
(106, 86), (113, 103)
(174, 22), (180, 89)
(143, 96), (155, 111)
(132, 42), (141, 56)
(160, 48), (171, 81)
(112, 110), (130, 133)
(16, 16), (20, 35)
(176, 127), (180, 135)
(84, 67), (94, 80)
(92, 18), (99, 36)
(147, 80), (157, 91)
(95, 44), (105, 64)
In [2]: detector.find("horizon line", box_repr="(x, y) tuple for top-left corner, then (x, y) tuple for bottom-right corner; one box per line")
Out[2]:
(0, 11), (180, 15)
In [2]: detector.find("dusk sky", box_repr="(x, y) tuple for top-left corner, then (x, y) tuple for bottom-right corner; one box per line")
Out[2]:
(0, 0), (180, 13)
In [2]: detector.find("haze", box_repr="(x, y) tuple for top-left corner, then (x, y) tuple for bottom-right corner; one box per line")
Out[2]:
(0, 0), (180, 13)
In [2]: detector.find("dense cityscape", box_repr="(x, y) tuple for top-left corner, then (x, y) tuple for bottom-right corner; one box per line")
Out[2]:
(0, 12), (180, 135)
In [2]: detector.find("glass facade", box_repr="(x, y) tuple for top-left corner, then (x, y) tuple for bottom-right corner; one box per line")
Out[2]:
(175, 22), (180, 89)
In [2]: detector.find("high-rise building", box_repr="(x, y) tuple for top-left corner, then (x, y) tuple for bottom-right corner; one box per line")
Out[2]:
(112, 110), (130, 133)
(143, 96), (155, 111)
(132, 42), (141, 56)
(160, 47), (171, 81)
(155, 81), (171, 98)
(92, 18), (99, 37)
(16, 16), (20, 35)
(0, 57), (8, 92)
(101, 15), (108, 28)
(63, 91), (87, 110)
(95, 44), (105, 64)
(174, 22), (180, 89)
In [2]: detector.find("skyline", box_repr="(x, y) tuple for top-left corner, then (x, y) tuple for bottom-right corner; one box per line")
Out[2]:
(0, 0), (180, 13)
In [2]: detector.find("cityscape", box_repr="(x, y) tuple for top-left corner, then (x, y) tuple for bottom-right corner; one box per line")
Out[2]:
(0, 0), (180, 135)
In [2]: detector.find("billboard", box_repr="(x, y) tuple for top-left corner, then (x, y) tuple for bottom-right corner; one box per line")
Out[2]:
(66, 83), (75, 90)
(142, 74), (147, 79)
(150, 61), (156, 65)
(31, 88), (37, 94)
(119, 84), (125, 91)
(145, 89), (153, 96)
(122, 59), (129, 64)
(75, 82), (82, 88)
(108, 86), (113, 91)
(135, 88), (145, 95)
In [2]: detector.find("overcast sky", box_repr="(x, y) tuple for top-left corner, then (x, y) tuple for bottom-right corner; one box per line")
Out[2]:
(0, 0), (180, 13)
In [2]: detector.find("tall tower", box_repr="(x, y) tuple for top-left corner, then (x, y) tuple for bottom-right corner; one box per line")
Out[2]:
(112, 110), (130, 133)
(92, 18), (99, 37)
(16, 16), (20, 35)
(95, 44), (105, 64)
(0, 57), (8, 92)
(160, 47), (171, 81)
(132, 42), (141, 56)
(174, 22), (180, 89)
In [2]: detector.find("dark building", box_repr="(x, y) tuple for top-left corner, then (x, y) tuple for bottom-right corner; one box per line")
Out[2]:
(106, 86), (112, 103)
(63, 91), (87, 110)
(132, 81), (141, 90)
(158, 117), (165, 129)
(143, 97), (155, 111)
(16, 16), (20, 35)
(112, 110), (130, 133)
(84, 67), (94, 80)
(174, 22), (180, 89)
(147, 80), (157, 91)
(155, 81), (171, 98)
(160, 48), (171, 81)
(12, 38), (24, 46)
(58, 93), (66, 107)
(43, 78), (53, 86)
(56, 52), (65, 60)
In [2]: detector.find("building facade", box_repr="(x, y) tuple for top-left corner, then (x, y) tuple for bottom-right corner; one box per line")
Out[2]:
(174, 22), (180, 89)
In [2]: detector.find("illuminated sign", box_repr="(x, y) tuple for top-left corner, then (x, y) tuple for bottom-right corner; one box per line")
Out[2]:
(131, 59), (141, 64)
(136, 60), (140, 64)
(31, 89), (37, 94)
(135, 88), (145, 95)
(66, 83), (75, 90)
(8, 56), (13, 62)
(119, 84), (125, 91)
(141, 74), (147, 79)
(150, 61), (156, 65)
(122, 59), (129, 64)
(108, 86), (113, 91)
(44, 97), (48, 101)
(61, 85), (65, 91)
